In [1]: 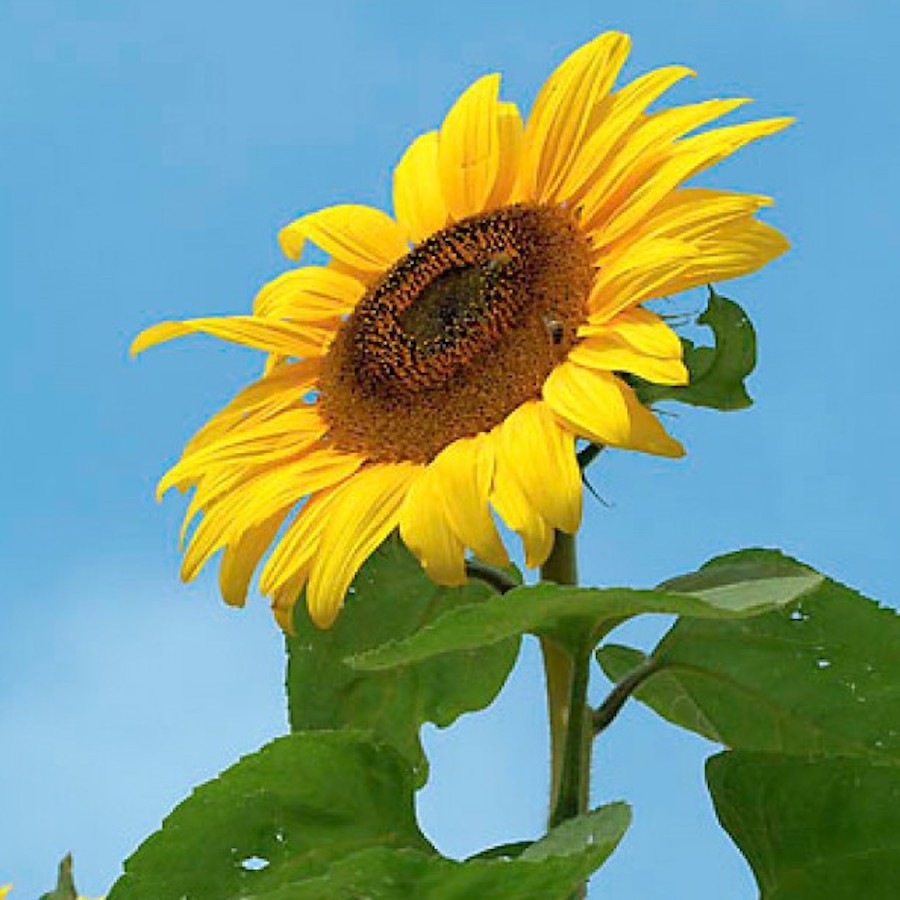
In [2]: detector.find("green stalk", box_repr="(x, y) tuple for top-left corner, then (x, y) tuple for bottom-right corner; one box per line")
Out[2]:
(539, 531), (593, 832)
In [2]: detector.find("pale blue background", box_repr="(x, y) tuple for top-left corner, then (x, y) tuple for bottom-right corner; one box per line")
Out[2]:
(2, 0), (898, 896)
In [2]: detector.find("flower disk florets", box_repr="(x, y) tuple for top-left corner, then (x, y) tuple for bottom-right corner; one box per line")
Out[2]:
(320, 204), (593, 463)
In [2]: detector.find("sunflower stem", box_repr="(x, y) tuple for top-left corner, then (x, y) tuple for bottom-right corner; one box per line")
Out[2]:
(540, 531), (592, 857)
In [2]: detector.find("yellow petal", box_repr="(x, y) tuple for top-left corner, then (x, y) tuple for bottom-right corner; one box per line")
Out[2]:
(181, 447), (364, 582)
(222, 448), (365, 532)
(519, 31), (631, 202)
(259, 483), (341, 603)
(656, 216), (789, 297)
(264, 486), (349, 633)
(591, 217), (789, 317)
(307, 463), (419, 628)
(270, 566), (309, 634)
(625, 187), (773, 244)
(438, 73), (503, 219)
(543, 362), (684, 458)
(278, 204), (409, 272)
(431, 434), (509, 568)
(131, 316), (335, 358)
(496, 400), (582, 534)
(252, 266), (364, 320)
(393, 131), (450, 245)
(183, 360), (320, 455)
(159, 406), (327, 497)
(399, 471), (467, 586)
(579, 306), (683, 358)
(579, 98), (752, 227)
(486, 102), (525, 209)
(587, 237), (698, 320)
(399, 434), (508, 583)
(595, 117), (793, 245)
(489, 433), (555, 570)
(569, 334), (689, 385)
(179, 465), (251, 547)
(176, 439), (359, 549)
(219, 510), (288, 607)
(180, 499), (237, 584)
(557, 65), (695, 203)
(259, 488), (340, 595)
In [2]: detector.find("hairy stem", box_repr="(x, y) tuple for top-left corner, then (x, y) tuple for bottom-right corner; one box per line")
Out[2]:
(539, 636), (572, 817)
(549, 638), (592, 829)
(540, 531), (592, 825)
(540, 531), (593, 899)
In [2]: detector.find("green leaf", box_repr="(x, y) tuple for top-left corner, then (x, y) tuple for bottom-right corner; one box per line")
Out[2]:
(466, 840), (533, 861)
(657, 547), (819, 601)
(634, 287), (756, 410)
(244, 804), (632, 900)
(596, 645), (723, 743)
(107, 731), (430, 900)
(107, 730), (630, 900)
(353, 549), (820, 669)
(708, 752), (900, 899)
(285, 537), (519, 783)
(597, 550), (900, 760)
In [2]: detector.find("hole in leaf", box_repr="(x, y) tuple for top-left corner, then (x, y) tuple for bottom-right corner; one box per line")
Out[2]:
(240, 856), (270, 872)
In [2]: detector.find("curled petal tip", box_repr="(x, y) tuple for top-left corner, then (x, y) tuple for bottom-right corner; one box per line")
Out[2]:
(278, 222), (305, 260)
(129, 330), (152, 357)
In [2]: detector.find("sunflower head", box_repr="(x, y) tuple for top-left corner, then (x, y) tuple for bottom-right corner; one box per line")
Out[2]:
(133, 31), (791, 629)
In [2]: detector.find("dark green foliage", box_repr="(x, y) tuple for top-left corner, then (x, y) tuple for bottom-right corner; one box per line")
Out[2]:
(285, 537), (520, 783)
(708, 753), (900, 899)
(107, 542), (633, 899)
(597, 549), (900, 896)
(635, 287), (756, 410)
(106, 728), (629, 900)
(243, 804), (631, 900)
(353, 550), (819, 668)
(107, 534), (896, 899)
(597, 550), (900, 759)
(107, 731), (429, 900)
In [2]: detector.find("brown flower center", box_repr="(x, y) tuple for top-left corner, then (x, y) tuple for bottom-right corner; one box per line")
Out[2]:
(319, 203), (593, 463)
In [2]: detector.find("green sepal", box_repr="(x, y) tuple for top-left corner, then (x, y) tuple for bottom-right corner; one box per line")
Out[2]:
(634, 287), (756, 411)
(285, 537), (520, 784)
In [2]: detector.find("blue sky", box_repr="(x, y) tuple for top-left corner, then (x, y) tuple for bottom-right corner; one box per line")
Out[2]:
(2, 0), (898, 896)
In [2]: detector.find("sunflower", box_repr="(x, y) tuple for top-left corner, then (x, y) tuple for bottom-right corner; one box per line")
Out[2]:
(133, 31), (790, 629)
